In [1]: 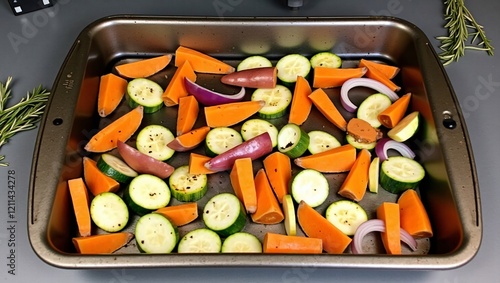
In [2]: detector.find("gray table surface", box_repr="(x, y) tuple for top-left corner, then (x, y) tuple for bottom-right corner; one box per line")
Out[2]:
(1, 0), (499, 282)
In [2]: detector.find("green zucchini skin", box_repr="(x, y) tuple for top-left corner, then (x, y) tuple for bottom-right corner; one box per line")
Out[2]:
(135, 213), (178, 254)
(277, 123), (310, 159)
(379, 156), (425, 194)
(124, 174), (171, 216)
(202, 193), (247, 237)
(169, 165), (208, 202)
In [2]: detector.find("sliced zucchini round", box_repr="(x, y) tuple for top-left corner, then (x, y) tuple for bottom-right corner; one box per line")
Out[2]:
(357, 93), (392, 128)
(380, 156), (425, 194)
(277, 123), (310, 158)
(310, 52), (342, 68)
(97, 153), (138, 183)
(125, 174), (171, 216)
(276, 54), (311, 84)
(205, 127), (243, 157)
(127, 78), (164, 113)
(177, 228), (222, 253)
(325, 200), (368, 236)
(90, 192), (129, 232)
(251, 85), (292, 119)
(240, 118), (279, 148)
(135, 213), (178, 253)
(237, 55), (273, 71)
(291, 169), (329, 208)
(346, 134), (376, 150)
(169, 165), (208, 202)
(307, 130), (341, 154)
(136, 124), (175, 161)
(203, 193), (246, 237)
(221, 232), (262, 253)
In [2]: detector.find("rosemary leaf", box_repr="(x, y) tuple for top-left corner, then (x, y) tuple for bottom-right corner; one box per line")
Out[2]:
(438, 0), (494, 65)
(0, 78), (50, 166)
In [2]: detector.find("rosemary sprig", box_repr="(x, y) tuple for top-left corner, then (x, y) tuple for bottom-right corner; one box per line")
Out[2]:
(437, 0), (494, 65)
(0, 77), (50, 166)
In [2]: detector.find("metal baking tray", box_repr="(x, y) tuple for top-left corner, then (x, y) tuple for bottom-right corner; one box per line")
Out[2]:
(28, 15), (481, 269)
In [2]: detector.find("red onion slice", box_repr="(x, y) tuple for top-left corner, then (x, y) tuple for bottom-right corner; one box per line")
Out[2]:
(351, 219), (418, 254)
(340, 78), (400, 112)
(375, 138), (416, 162)
(185, 77), (245, 106)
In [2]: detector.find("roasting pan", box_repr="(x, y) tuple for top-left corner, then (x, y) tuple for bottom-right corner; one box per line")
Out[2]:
(28, 15), (481, 269)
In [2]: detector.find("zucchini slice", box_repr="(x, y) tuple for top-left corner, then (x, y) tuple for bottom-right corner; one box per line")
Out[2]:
(169, 165), (208, 202)
(90, 192), (129, 232)
(203, 193), (246, 237)
(380, 156), (425, 194)
(387, 111), (420, 142)
(291, 169), (329, 208)
(136, 124), (175, 161)
(357, 93), (392, 128)
(221, 232), (262, 253)
(282, 194), (297, 236)
(345, 134), (376, 150)
(237, 55), (273, 71)
(97, 153), (138, 183)
(127, 78), (164, 113)
(135, 213), (178, 253)
(277, 123), (310, 158)
(325, 200), (368, 236)
(177, 228), (222, 253)
(368, 157), (380, 193)
(310, 52), (342, 68)
(276, 54), (311, 84)
(307, 130), (341, 154)
(251, 85), (292, 119)
(240, 118), (279, 148)
(205, 127), (243, 157)
(124, 174), (171, 216)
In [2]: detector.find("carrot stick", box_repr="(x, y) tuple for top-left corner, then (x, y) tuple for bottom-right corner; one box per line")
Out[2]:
(97, 73), (127, 117)
(308, 88), (347, 131)
(84, 106), (144, 152)
(83, 157), (120, 196)
(337, 149), (372, 202)
(230, 157), (257, 213)
(288, 76), (313, 125)
(188, 153), (216, 175)
(72, 232), (134, 254)
(263, 232), (323, 254)
(376, 202), (401, 254)
(204, 100), (265, 128)
(115, 54), (172, 78)
(377, 93), (411, 128)
(358, 59), (400, 79)
(313, 67), (367, 88)
(154, 202), (198, 226)
(167, 126), (210, 152)
(251, 169), (284, 224)
(297, 200), (352, 254)
(262, 151), (291, 203)
(398, 189), (433, 238)
(294, 144), (357, 173)
(362, 60), (401, 92)
(67, 178), (92, 237)
(175, 46), (235, 74)
(162, 60), (197, 107)
(176, 95), (199, 136)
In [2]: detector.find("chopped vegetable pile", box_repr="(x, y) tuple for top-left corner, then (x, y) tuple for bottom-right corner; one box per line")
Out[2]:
(68, 46), (434, 255)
